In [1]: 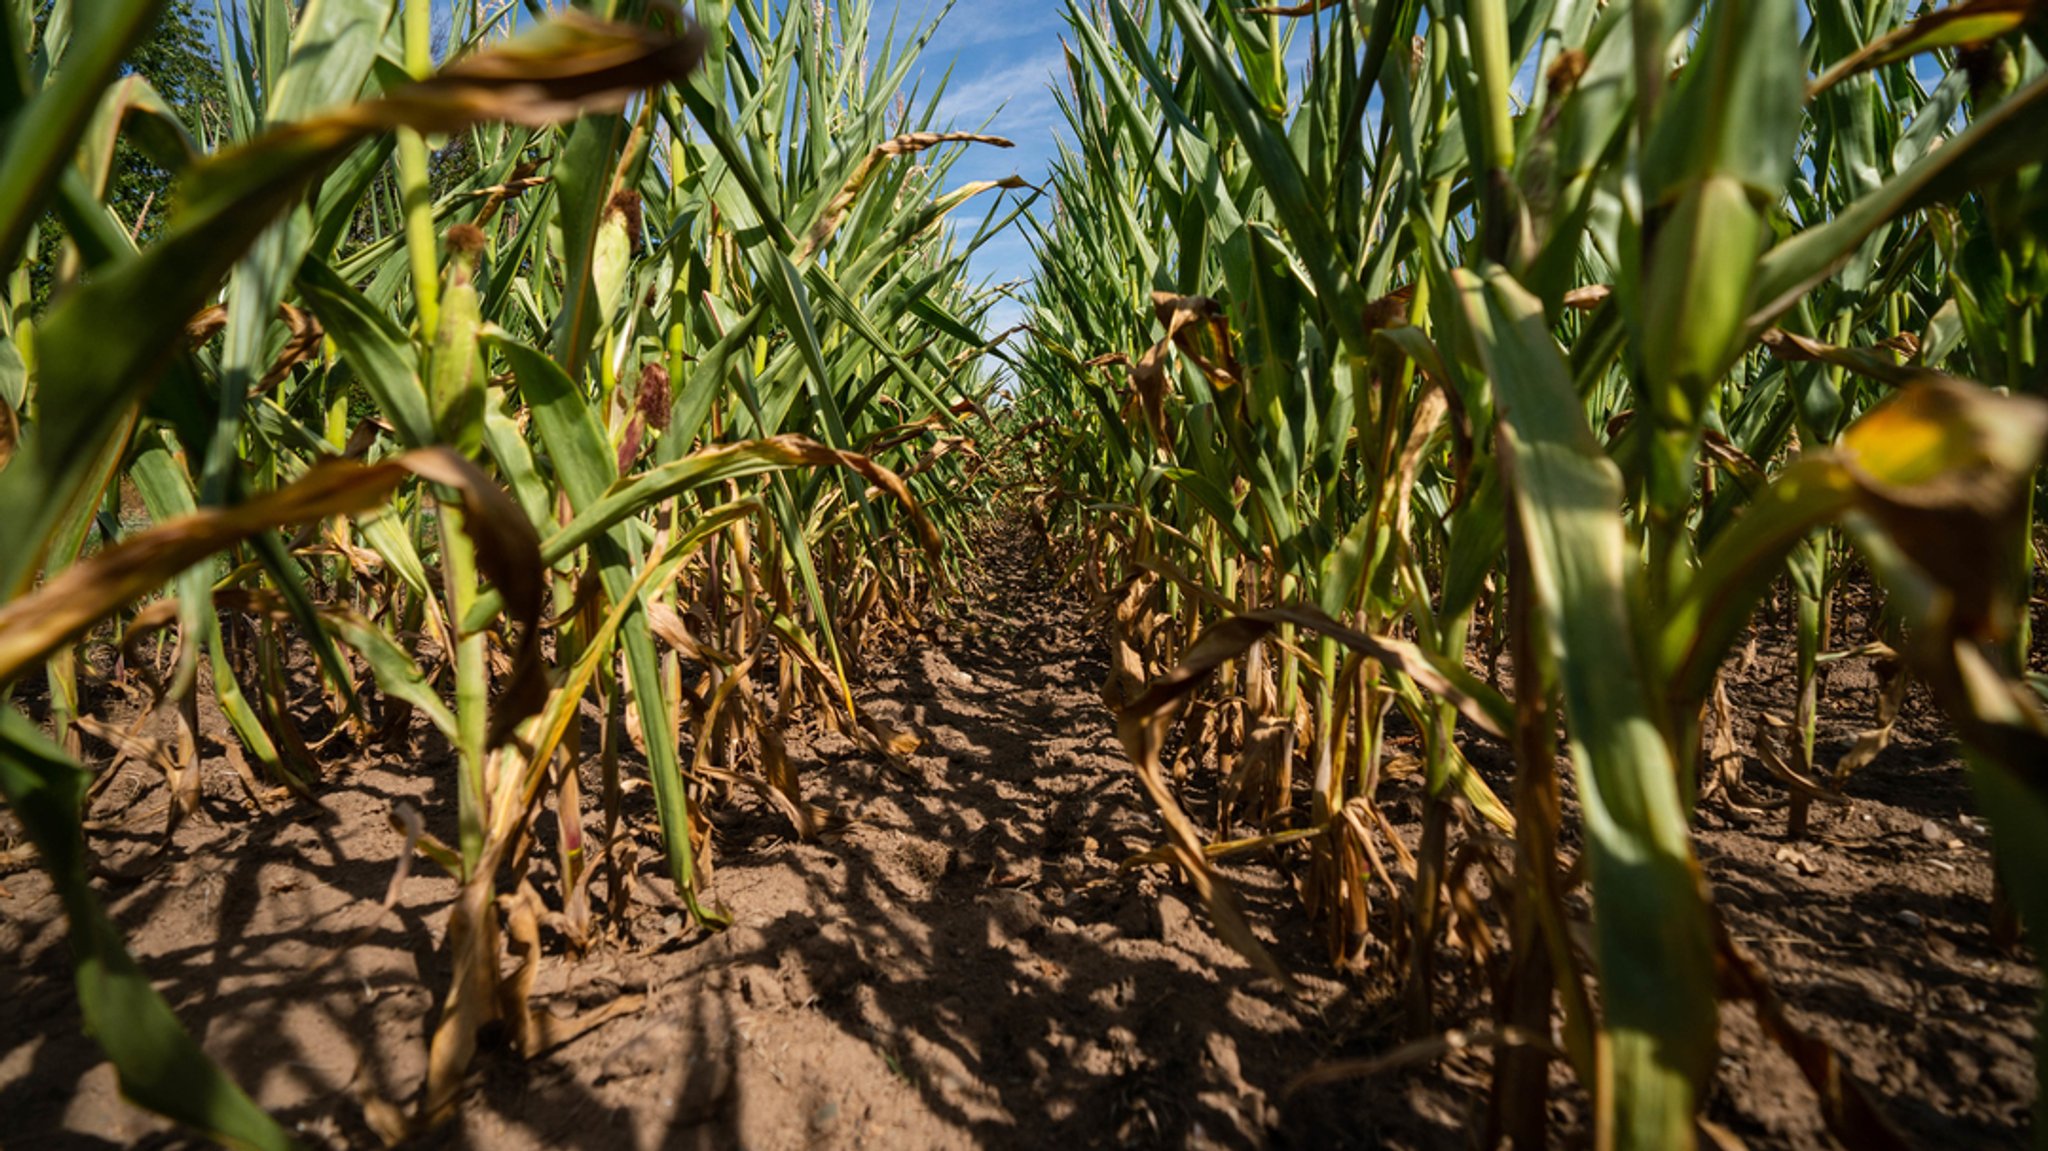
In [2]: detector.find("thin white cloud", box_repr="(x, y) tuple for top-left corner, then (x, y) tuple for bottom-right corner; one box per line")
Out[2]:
(872, 2), (1074, 339)
(938, 49), (1065, 133)
(913, 0), (1064, 53)
(960, 228), (1037, 281)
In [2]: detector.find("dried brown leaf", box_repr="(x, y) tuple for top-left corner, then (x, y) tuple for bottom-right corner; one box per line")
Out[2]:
(0, 449), (547, 746)
(799, 132), (1016, 261)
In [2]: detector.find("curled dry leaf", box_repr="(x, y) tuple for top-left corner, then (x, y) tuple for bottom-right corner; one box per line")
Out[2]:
(1832, 648), (1909, 781)
(421, 864), (502, 1128)
(0, 449), (546, 749)
(192, 11), (702, 213)
(528, 434), (940, 578)
(1839, 377), (2048, 639)
(1114, 603), (1515, 982)
(746, 435), (945, 564)
(167, 10), (704, 243)
(1122, 605), (1514, 745)
(1245, 0), (1342, 15)
(1759, 327), (1937, 388)
(1124, 292), (1242, 446)
(1560, 284), (1611, 311)
(164, 9), (703, 225)
(799, 131), (1016, 261)
(1545, 49), (1591, 102)
(858, 706), (923, 761)
(1392, 385), (1451, 539)
(1363, 283), (1417, 332)
(860, 398), (989, 455)
(948, 323), (1030, 374)
(498, 882), (547, 1057)
(184, 303), (324, 394)
(1152, 292), (1242, 389)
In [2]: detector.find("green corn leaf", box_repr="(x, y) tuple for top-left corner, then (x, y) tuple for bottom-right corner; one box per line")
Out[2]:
(1458, 263), (1717, 1150)
(491, 332), (723, 926)
(1750, 69), (2048, 331)
(324, 606), (459, 740)
(300, 258), (435, 446)
(0, 710), (299, 1151)
(0, 0), (162, 272)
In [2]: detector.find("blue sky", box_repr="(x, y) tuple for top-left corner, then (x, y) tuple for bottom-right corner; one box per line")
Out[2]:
(887, 1), (1072, 335)
(880, 2), (1315, 339)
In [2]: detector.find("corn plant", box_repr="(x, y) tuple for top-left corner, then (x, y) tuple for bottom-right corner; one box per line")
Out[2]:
(1017, 1), (2048, 1147)
(0, 0), (1020, 1143)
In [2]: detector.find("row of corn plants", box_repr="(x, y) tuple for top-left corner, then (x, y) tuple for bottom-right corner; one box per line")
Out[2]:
(0, 0), (1026, 1144)
(1014, 0), (2048, 1147)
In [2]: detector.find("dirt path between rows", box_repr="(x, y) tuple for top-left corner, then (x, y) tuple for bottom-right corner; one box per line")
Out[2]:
(1, 525), (2038, 1149)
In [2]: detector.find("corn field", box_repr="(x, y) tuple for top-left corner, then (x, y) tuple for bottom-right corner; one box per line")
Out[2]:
(2, 0), (2047, 1148)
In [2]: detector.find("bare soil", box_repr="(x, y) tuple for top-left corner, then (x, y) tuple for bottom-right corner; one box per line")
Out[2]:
(0, 528), (2036, 1149)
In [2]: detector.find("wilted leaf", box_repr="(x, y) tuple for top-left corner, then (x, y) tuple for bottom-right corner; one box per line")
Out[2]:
(1759, 328), (1934, 389)
(1121, 292), (1242, 446)
(0, 449), (543, 754)
(799, 132), (1016, 261)
(1840, 377), (2048, 637)
(1115, 601), (1516, 983)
